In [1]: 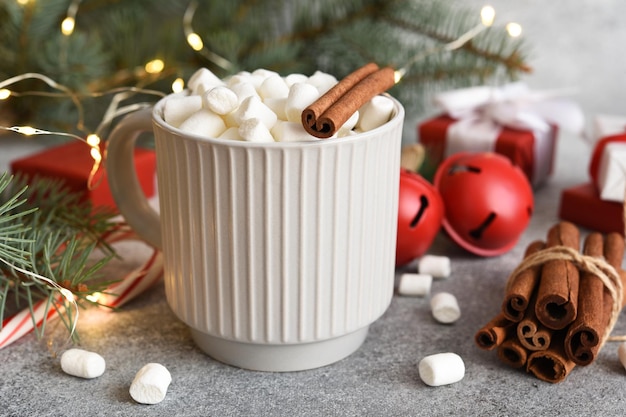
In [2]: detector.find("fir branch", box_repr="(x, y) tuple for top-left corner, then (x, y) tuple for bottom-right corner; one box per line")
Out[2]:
(0, 174), (119, 342)
(0, 0), (532, 127)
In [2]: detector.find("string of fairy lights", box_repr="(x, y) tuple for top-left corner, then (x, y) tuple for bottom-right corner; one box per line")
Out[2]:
(0, 0), (522, 329)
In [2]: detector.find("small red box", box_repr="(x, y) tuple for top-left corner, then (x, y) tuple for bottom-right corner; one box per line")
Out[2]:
(558, 182), (624, 235)
(418, 115), (558, 187)
(11, 141), (156, 211)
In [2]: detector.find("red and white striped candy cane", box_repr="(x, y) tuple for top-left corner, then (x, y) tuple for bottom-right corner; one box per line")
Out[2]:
(0, 222), (164, 349)
(0, 298), (62, 349)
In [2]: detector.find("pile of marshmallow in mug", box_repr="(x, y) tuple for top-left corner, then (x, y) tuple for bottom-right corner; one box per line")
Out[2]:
(163, 67), (396, 142)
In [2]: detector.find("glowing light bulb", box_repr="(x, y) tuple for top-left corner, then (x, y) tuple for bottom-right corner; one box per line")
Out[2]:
(145, 59), (165, 74)
(0, 89), (10, 100)
(90, 147), (102, 163)
(60, 288), (76, 303)
(86, 133), (100, 147)
(506, 22), (523, 37)
(186, 33), (204, 51)
(86, 292), (102, 303)
(16, 126), (38, 136)
(480, 5), (496, 27)
(17, 0), (30, 5)
(61, 16), (75, 36)
(172, 78), (185, 93)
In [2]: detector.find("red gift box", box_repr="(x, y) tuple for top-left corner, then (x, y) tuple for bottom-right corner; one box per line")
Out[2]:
(418, 115), (558, 187)
(558, 182), (624, 235)
(11, 141), (156, 211)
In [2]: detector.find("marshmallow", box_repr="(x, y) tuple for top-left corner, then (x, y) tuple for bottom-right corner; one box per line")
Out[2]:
(419, 352), (465, 387)
(336, 110), (360, 136)
(259, 75), (290, 100)
(202, 86), (239, 115)
(307, 70), (338, 94)
(430, 292), (461, 324)
(235, 95), (278, 129)
(284, 73), (309, 87)
(129, 363), (172, 405)
(356, 95), (395, 132)
(178, 109), (226, 138)
(338, 129), (358, 138)
(225, 72), (252, 87)
(619, 342), (626, 370)
(285, 82), (320, 123)
(251, 68), (280, 87)
(398, 273), (432, 297)
(163, 95), (202, 128)
(187, 68), (225, 96)
(263, 97), (288, 121)
(218, 126), (244, 141)
(60, 348), (106, 379)
(418, 255), (451, 278)
(271, 120), (317, 142)
(239, 118), (275, 143)
(230, 81), (261, 104)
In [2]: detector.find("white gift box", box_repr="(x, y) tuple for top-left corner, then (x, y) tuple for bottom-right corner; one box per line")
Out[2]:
(591, 115), (626, 202)
(597, 142), (626, 202)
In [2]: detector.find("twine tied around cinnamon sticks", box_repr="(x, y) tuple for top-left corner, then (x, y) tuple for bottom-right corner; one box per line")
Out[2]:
(302, 62), (396, 138)
(475, 221), (626, 383)
(506, 243), (623, 346)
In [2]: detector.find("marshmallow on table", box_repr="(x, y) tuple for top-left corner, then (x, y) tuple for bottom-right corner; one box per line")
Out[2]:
(60, 348), (106, 379)
(356, 95), (395, 132)
(398, 273), (433, 297)
(418, 255), (451, 278)
(619, 342), (626, 370)
(419, 352), (465, 387)
(430, 292), (461, 324)
(129, 363), (172, 405)
(163, 95), (202, 128)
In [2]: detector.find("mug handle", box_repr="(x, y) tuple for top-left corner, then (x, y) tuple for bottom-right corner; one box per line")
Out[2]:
(106, 107), (162, 249)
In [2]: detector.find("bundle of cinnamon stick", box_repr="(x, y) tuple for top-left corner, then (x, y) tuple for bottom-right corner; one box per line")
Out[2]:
(475, 221), (626, 383)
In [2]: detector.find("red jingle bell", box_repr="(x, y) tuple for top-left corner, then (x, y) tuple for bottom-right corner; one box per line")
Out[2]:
(396, 169), (444, 266)
(433, 152), (533, 257)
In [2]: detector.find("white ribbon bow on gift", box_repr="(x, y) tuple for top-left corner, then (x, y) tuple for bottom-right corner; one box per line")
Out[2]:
(433, 82), (585, 185)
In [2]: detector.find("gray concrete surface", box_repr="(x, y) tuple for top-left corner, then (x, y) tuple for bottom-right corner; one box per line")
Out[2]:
(2, 1), (626, 416)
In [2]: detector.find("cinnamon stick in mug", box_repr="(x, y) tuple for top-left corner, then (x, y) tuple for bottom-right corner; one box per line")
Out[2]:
(502, 240), (545, 322)
(534, 222), (581, 330)
(302, 63), (396, 138)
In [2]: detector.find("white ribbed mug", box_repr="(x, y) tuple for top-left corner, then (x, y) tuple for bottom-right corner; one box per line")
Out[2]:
(106, 92), (404, 371)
